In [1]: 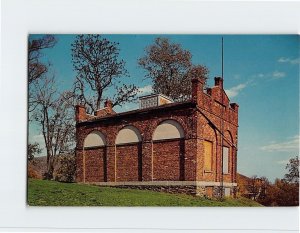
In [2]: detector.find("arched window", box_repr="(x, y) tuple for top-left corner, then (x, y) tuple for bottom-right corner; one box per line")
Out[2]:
(115, 126), (142, 145)
(84, 131), (106, 148)
(153, 120), (184, 141)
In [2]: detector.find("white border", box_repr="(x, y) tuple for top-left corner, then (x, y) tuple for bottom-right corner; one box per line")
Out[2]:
(1, 0), (299, 232)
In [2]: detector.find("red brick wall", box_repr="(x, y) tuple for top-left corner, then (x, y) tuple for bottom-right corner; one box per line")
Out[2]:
(85, 148), (106, 182)
(75, 149), (83, 182)
(153, 139), (183, 181)
(116, 143), (141, 181)
(75, 78), (238, 187)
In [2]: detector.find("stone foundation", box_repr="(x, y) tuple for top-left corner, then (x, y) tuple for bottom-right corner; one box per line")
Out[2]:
(84, 181), (237, 197)
(115, 185), (198, 195)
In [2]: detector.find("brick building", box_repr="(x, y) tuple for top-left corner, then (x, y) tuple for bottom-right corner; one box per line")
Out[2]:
(75, 77), (239, 197)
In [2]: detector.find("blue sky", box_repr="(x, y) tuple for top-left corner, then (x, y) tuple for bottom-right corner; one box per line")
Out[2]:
(29, 34), (299, 182)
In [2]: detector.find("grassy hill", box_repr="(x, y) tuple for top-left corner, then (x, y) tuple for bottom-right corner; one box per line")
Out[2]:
(28, 179), (262, 207)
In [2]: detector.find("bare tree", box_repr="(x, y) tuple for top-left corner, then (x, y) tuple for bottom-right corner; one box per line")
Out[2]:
(71, 34), (139, 114)
(28, 35), (57, 112)
(32, 76), (75, 179)
(139, 37), (209, 101)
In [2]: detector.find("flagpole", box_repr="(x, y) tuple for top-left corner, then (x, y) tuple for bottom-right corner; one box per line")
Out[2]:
(220, 36), (224, 199)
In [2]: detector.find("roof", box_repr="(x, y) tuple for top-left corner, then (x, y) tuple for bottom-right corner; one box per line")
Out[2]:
(77, 100), (196, 126)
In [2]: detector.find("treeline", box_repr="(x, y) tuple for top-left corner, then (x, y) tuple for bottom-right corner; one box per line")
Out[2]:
(238, 156), (299, 206)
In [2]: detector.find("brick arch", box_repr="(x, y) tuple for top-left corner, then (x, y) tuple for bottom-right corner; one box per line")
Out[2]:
(82, 129), (107, 183)
(222, 130), (234, 181)
(152, 119), (185, 141)
(224, 130), (234, 146)
(202, 122), (218, 182)
(151, 117), (188, 140)
(151, 118), (186, 181)
(115, 125), (142, 145)
(83, 130), (107, 148)
(224, 130), (236, 183)
(203, 122), (218, 142)
(115, 124), (142, 182)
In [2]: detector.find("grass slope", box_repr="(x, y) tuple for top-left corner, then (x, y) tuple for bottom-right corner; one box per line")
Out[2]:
(28, 179), (262, 207)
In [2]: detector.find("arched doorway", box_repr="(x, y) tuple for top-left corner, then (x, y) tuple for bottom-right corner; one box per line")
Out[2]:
(83, 130), (107, 182)
(115, 126), (142, 181)
(152, 120), (185, 181)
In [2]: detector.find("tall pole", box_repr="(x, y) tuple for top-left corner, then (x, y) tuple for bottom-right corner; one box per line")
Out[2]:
(220, 37), (224, 199)
(222, 37), (224, 80)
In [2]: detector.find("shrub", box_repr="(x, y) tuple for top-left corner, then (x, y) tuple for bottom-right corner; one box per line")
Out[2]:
(28, 163), (41, 179)
(55, 155), (76, 183)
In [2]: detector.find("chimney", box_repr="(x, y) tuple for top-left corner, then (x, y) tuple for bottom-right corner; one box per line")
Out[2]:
(191, 77), (204, 104)
(206, 87), (212, 96)
(104, 99), (113, 113)
(230, 103), (239, 112)
(214, 77), (223, 89)
(75, 105), (87, 122)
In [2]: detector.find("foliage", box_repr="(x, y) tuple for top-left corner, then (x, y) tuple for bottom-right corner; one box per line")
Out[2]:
(54, 155), (76, 183)
(28, 35), (57, 112)
(245, 175), (269, 201)
(139, 37), (209, 101)
(257, 179), (299, 206)
(27, 142), (42, 162)
(284, 156), (299, 184)
(71, 34), (139, 114)
(28, 164), (41, 179)
(28, 179), (262, 206)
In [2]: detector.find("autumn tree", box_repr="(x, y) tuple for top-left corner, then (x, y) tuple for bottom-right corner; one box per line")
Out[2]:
(139, 37), (209, 101)
(28, 35), (57, 112)
(245, 175), (269, 201)
(32, 76), (75, 179)
(71, 34), (139, 114)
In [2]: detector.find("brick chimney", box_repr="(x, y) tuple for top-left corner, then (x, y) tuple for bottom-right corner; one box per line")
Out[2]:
(214, 77), (224, 89)
(192, 77), (204, 105)
(104, 99), (113, 113)
(230, 103), (239, 112)
(206, 87), (212, 96)
(75, 105), (87, 122)
(95, 99), (115, 117)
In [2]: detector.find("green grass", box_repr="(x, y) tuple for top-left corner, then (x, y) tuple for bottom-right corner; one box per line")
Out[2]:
(28, 179), (262, 207)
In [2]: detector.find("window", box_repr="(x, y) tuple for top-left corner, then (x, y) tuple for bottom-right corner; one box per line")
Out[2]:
(222, 146), (229, 174)
(204, 140), (213, 171)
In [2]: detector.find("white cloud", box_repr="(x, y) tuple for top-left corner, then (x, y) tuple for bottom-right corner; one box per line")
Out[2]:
(233, 74), (241, 80)
(225, 83), (247, 98)
(138, 85), (152, 95)
(257, 73), (265, 78)
(276, 160), (289, 165)
(253, 71), (286, 80)
(272, 71), (286, 79)
(260, 135), (300, 152)
(30, 134), (44, 144)
(29, 133), (46, 156)
(278, 57), (300, 65)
